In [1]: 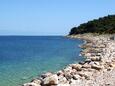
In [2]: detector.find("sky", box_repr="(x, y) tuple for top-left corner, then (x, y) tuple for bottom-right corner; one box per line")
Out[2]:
(0, 0), (115, 35)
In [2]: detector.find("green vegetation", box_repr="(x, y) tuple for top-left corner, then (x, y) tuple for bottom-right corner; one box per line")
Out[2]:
(69, 15), (115, 35)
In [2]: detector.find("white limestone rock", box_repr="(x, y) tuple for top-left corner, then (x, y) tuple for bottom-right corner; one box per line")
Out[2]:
(43, 74), (58, 85)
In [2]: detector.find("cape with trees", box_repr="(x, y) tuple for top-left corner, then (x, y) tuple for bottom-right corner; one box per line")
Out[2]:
(69, 15), (115, 35)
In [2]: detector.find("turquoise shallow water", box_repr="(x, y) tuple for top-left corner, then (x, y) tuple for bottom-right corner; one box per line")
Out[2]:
(0, 36), (84, 86)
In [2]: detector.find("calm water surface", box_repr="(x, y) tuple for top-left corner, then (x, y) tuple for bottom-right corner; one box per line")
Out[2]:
(0, 36), (84, 86)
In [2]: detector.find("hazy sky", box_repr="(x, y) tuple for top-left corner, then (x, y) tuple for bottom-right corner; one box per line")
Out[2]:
(0, 0), (115, 35)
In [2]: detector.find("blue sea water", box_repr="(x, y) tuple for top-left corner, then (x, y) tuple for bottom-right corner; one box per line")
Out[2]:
(0, 36), (84, 86)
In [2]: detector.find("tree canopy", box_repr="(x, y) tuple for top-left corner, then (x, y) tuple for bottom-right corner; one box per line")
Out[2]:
(69, 15), (115, 35)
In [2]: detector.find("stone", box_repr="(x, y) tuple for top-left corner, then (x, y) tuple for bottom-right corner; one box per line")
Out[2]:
(71, 64), (82, 71)
(79, 61), (85, 65)
(89, 61), (95, 65)
(72, 74), (81, 80)
(98, 44), (106, 48)
(78, 71), (91, 80)
(82, 63), (91, 68)
(57, 70), (64, 76)
(41, 72), (52, 78)
(91, 64), (102, 70)
(58, 75), (67, 84)
(109, 63), (115, 68)
(64, 72), (73, 80)
(31, 79), (41, 85)
(70, 79), (78, 86)
(94, 62), (100, 65)
(23, 82), (41, 86)
(63, 66), (72, 73)
(90, 56), (101, 61)
(43, 74), (58, 85)
(85, 59), (91, 63)
(85, 53), (91, 57)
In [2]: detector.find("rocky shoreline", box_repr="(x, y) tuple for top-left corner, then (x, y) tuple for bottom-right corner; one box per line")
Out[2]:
(23, 34), (115, 86)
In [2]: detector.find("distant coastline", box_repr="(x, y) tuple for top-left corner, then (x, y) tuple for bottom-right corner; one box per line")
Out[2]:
(69, 15), (115, 35)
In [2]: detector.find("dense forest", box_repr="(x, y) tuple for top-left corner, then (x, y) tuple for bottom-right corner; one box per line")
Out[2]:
(69, 15), (115, 35)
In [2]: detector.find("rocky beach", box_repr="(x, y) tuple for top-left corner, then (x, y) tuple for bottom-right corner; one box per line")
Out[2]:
(23, 34), (115, 86)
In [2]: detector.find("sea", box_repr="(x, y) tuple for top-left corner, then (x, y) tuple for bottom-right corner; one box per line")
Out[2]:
(0, 36), (84, 86)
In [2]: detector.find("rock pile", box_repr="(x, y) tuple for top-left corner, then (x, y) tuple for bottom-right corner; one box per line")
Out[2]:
(23, 34), (115, 86)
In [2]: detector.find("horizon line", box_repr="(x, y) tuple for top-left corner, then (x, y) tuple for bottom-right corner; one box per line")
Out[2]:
(0, 35), (65, 36)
